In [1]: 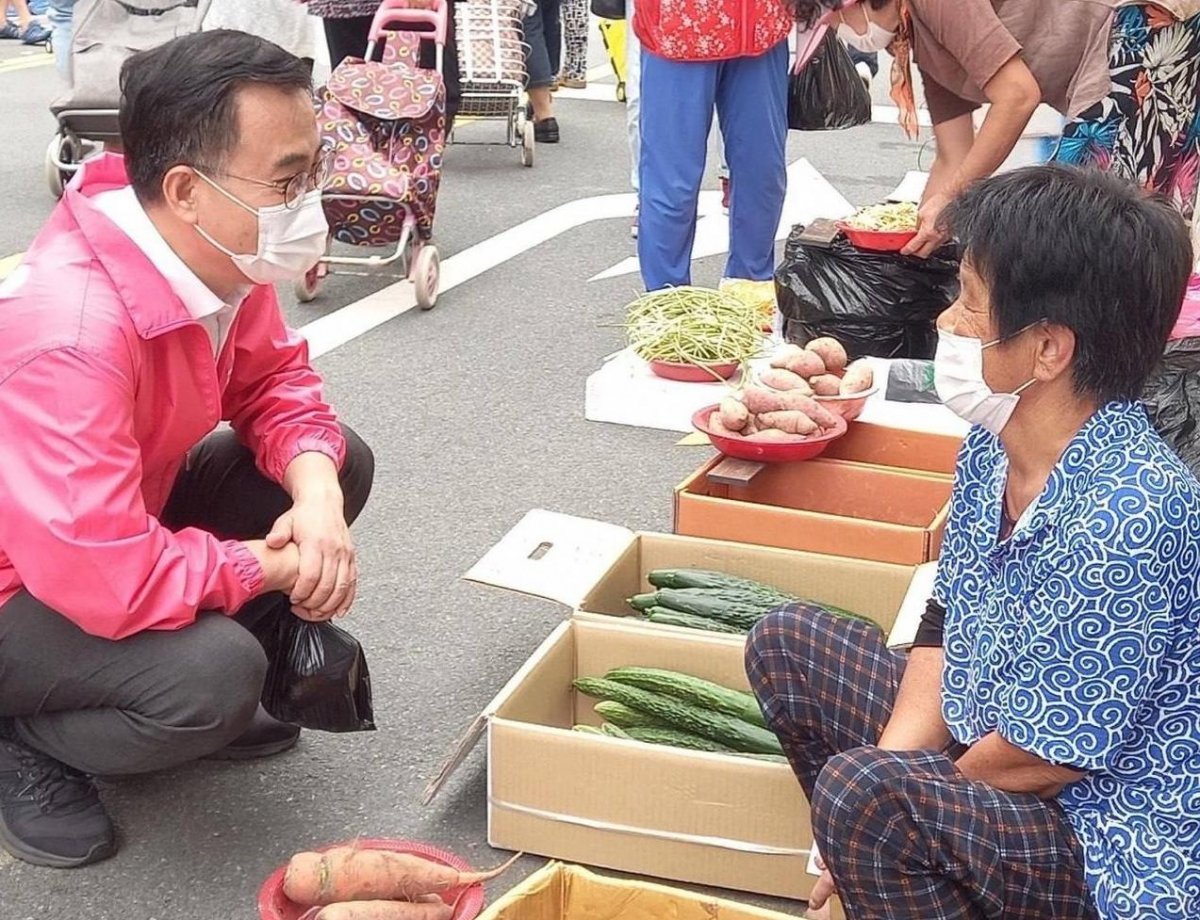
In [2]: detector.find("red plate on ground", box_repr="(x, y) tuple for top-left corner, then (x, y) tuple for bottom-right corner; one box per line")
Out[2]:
(836, 222), (917, 253)
(692, 405), (848, 462)
(649, 359), (741, 382)
(257, 839), (486, 920)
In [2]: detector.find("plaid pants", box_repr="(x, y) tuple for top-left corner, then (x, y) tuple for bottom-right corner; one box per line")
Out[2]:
(745, 605), (1099, 920)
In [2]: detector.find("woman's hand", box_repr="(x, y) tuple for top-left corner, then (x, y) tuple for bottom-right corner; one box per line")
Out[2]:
(901, 191), (952, 258)
(807, 853), (836, 915)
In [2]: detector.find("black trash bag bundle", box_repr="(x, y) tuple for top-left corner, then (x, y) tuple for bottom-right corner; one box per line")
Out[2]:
(787, 31), (871, 131)
(590, 0), (624, 19)
(254, 615), (376, 733)
(775, 229), (960, 359)
(1143, 337), (1200, 476)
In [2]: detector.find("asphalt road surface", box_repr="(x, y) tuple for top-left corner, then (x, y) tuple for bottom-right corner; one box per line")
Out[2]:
(0, 26), (922, 920)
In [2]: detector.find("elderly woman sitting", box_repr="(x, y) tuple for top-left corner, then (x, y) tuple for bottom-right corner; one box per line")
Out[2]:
(747, 165), (1200, 920)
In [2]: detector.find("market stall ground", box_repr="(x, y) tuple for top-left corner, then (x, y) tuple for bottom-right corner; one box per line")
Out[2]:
(0, 39), (927, 920)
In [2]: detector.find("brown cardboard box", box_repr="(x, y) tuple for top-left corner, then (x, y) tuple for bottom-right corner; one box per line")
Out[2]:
(426, 513), (930, 903)
(477, 861), (811, 920)
(674, 457), (953, 565)
(820, 422), (962, 475)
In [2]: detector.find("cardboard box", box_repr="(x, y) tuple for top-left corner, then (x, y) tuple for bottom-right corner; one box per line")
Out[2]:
(819, 422), (962, 476)
(675, 457), (953, 565)
(430, 616), (818, 900)
(427, 512), (932, 903)
(463, 510), (924, 636)
(478, 861), (815, 920)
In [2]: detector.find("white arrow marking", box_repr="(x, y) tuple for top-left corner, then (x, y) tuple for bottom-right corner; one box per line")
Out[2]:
(588, 157), (854, 282)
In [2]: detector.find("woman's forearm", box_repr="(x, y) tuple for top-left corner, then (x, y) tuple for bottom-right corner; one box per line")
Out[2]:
(876, 646), (951, 752)
(945, 57), (1040, 197)
(956, 732), (1085, 799)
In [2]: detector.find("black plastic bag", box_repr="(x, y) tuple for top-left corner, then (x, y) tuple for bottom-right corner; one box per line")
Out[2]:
(1143, 337), (1200, 476)
(255, 615), (376, 733)
(788, 31), (871, 131)
(887, 359), (942, 404)
(590, 0), (624, 19)
(775, 228), (960, 359)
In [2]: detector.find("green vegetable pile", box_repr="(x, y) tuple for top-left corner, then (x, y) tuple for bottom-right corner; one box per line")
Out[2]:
(572, 667), (787, 761)
(624, 287), (763, 367)
(628, 568), (880, 635)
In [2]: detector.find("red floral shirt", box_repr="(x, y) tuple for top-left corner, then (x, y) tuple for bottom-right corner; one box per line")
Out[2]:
(634, 0), (792, 61)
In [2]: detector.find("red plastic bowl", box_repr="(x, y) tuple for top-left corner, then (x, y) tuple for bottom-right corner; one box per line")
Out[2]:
(837, 222), (917, 253)
(813, 383), (880, 421)
(649, 359), (740, 382)
(257, 839), (487, 920)
(692, 405), (848, 462)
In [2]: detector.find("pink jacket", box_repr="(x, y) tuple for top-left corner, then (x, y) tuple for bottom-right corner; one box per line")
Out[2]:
(0, 155), (346, 640)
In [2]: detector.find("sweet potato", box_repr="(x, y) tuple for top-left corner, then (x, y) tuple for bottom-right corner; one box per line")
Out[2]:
(809, 374), (842, 396)
(718, 398), (750, 431)
(839, 361), (875, 395)
(708, 414), (743, 438)
(759, 369), (812, 394)
(757, 410), (819, 435)
(784, 350), (826, 379)
(768, 344), (805, 369)
(746, 428), (793, 441)
(742, 388), (840, 429)
(806, 337), (848, 373)
(284, 849), (521, 907)
(314, 900), (455, 920)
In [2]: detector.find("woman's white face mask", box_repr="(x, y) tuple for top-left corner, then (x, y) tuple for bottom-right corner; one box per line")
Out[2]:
(837, 4), (897, 53)
(934, 326), (1038, 435)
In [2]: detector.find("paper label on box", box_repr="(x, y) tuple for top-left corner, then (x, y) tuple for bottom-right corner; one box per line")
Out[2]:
(465, 510), (635, 608)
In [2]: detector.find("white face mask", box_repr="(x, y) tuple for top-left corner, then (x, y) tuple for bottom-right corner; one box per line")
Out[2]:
(837, 6), (896, 53)
(194, 171), (328, 285)
(934, 327), (1036, 435)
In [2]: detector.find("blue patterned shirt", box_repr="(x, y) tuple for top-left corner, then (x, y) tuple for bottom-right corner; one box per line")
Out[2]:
(936, 400), (1200, 920)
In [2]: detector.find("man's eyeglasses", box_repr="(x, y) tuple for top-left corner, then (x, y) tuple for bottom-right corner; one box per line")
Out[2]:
(198, 144), (333, 209)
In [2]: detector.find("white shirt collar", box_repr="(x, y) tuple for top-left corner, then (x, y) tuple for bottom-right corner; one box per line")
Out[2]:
(92, 186), (248, 320)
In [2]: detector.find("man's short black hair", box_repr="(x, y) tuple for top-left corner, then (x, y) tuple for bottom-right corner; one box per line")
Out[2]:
(939, 165), (1193, 403)
(119, 30), (313, 203)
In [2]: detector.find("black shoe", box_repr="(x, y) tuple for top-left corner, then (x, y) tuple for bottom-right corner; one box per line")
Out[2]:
(206, 706), (300, 761)
(534, 117), (560, 144)
(0, 731), (115, 868)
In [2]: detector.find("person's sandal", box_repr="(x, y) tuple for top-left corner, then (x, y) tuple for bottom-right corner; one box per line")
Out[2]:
(0, 23), (21, 39)
(558, 76), (587, 90)
(20, 22), (50, 44)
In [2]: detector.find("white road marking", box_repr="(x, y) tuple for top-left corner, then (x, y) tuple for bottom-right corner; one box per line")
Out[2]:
(301, 192), (636, 357)
(0, 252), (23, 280)
(871, 104), (933, 128)
(0, 55), (52, 76)
(589, 157), (854, 282)
(301, 156), (848, 356)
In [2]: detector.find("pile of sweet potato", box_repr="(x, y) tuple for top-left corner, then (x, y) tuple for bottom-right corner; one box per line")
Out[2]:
(710, 337), (875, 440)
(282, 847), (519, 919)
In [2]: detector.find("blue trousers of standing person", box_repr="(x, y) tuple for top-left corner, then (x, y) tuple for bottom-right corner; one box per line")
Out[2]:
(637, 40), (788, 291)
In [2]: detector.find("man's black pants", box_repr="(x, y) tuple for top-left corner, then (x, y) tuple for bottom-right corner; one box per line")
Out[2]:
(0, 426), (374, 775)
